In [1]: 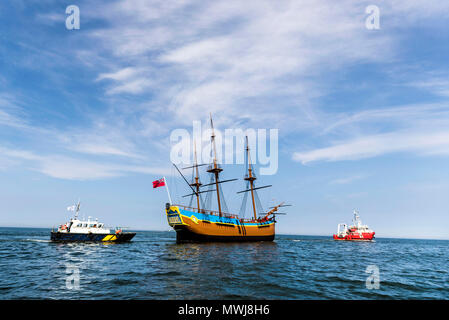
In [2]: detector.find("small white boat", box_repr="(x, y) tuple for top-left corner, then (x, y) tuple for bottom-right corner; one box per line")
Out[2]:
(50, 201), (136, 242)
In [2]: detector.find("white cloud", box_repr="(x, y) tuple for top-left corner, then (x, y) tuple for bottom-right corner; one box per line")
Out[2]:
(97, 67), (140, 82)
(321, 103), (449, 135)
(69, 143), (141, 158)
(329, 175), (367, 185)
(0, 93), (29, 129)
(96, 67), (155, 94)
(37, 157), (170, 180)
(0, 146), (170, 180)
(409, 78), (449, 97)
(72, 0), (449, 167)
(6, 0), (449, 179)
(81, 0), (397, 129)
(293, 101), (449, 164)
(35, 12), (66, 25)
(293, 130), (449, 164)
(0, 89), (170, 180)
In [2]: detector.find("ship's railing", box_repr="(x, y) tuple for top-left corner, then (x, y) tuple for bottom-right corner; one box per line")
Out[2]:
(172, 204), (264, 223)
(173, 204), (238, 219)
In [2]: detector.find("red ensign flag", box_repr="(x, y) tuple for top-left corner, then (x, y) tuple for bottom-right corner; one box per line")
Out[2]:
(153, 178), (166, 188)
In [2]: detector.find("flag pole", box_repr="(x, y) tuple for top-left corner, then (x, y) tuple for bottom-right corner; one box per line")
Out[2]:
(164, 177), (173, 205)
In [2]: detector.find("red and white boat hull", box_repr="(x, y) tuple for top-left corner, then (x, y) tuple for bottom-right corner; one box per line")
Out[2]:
(333, 210), (375, 241)
(333, 231), (375, 241)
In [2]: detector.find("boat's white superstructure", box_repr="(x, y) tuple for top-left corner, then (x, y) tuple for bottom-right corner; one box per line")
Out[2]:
(51, 200), (136, 242)
(349, 210), (374, 235)
(58, 217), (111, 234)
(56, 201), (111, 234)
(336, 223), (348, 238)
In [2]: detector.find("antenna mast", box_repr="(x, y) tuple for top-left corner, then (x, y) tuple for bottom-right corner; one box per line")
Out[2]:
(74, 200), (80, 219)
(353, 209), (361, 227)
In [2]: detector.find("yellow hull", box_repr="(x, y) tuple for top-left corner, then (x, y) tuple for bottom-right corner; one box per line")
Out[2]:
(166, 206), (275, 242)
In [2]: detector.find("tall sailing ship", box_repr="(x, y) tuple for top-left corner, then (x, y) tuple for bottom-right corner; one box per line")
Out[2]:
(164, 116), (288, 243)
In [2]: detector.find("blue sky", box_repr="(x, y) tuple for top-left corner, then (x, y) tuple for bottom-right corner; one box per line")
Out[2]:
(0, 0), (449, 239)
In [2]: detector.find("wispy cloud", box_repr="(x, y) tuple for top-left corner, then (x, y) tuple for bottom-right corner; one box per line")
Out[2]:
(77, 0), (449, 136)
(0, 146), (169, 180)
(0, 92), (165, 179)
(320, 104), (449, 135)
(294, 130), (449, 164)
(409, 78), (449, 97)
(4, 0), (449, 180)
(0, 93), (29, 129)
(96, 67), (155, 94)
(294, 101), (449, 163)
(81, 0), (396, 129)
(35, 12), (66, 25)
(329, 174), (367, 185)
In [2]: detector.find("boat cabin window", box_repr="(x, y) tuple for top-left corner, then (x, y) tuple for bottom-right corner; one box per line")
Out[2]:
(82, 223), (87, 227)
(76, 223), (82, 227)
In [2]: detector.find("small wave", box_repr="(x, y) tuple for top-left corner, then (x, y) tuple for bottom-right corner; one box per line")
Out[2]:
(152, 271), (182, 277)
(24, 239), (51, 243)
(111, 278), (139, 285)
(0, 286), (13, 291)
(221, 293), (257, 299)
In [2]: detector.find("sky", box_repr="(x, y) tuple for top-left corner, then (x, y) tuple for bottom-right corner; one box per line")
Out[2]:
(0, 0), (449, 239)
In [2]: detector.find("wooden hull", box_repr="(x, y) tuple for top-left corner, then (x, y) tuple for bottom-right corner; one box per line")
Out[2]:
(166, 206), (275, 243)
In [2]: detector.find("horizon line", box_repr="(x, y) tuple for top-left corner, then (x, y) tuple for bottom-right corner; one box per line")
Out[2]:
(0, 226), (447, 241)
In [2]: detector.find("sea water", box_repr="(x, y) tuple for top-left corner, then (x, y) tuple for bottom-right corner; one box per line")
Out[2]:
(0, 227), (447, 299)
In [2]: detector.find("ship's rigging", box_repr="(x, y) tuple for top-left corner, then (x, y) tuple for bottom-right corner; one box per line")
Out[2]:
(173, 114), (286, 222)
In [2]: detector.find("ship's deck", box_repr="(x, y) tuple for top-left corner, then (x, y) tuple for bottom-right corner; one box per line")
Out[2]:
(173, 204), (266, 223)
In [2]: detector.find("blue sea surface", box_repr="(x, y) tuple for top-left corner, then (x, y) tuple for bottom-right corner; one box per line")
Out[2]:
(0, 227), (447, 299)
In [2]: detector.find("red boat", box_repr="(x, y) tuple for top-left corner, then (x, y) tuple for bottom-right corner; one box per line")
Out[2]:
(333, 210), (375, 241)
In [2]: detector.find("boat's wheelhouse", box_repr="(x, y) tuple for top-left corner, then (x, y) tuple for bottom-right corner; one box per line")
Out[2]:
(57, 217), (111, 234)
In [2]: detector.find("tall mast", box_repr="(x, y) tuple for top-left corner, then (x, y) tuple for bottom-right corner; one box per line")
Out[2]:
(237, 136), (273, 220)
(206, 114), (223, 216)
(190, 141), (202, 213)
(244, 136), (258, 220)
